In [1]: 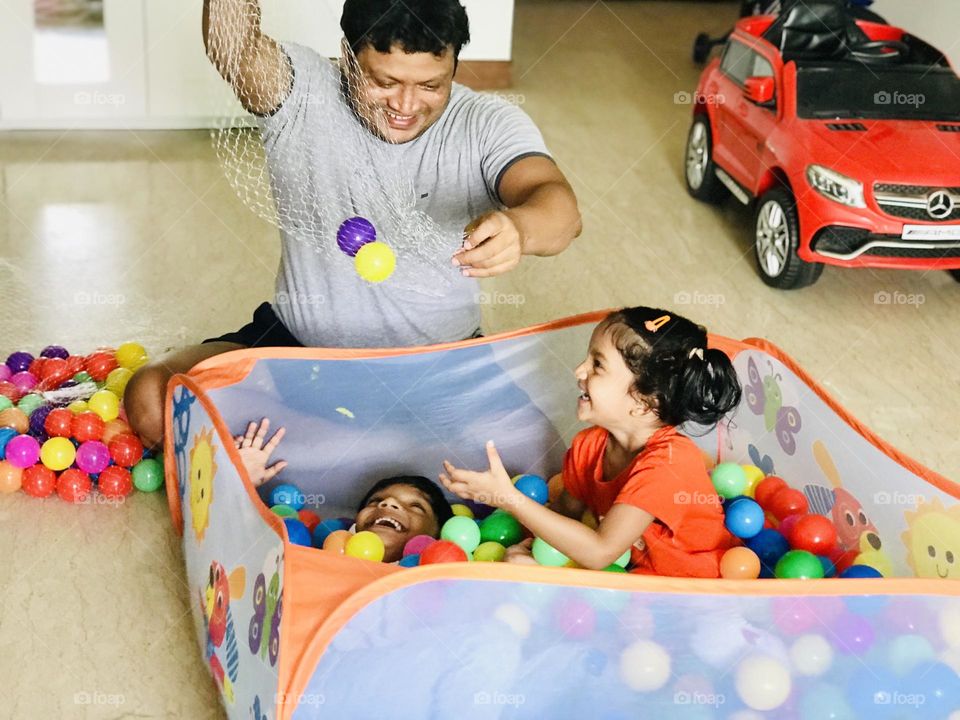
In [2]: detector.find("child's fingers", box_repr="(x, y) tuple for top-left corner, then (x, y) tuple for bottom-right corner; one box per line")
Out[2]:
(264, 461), (287, 481)
(485, 440), (506, 474)
(242, 421), (258, 447)
(252, 418), (270, 447)
(263, 426), (286, 453)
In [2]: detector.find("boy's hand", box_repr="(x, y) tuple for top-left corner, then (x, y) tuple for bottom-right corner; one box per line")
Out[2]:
(234, 418), (287, 487)
(440, 441), (518, 508)
(504, 537), (537, 565)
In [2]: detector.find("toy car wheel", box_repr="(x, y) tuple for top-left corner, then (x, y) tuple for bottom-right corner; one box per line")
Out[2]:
(753, 188), (824, 289)
(684, 118), (728, 204)
(692, 33), (712, 64)
(949, 269), (960, 282)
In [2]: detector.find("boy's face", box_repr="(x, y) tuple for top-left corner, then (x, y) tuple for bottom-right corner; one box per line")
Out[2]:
(356, 483), (439, 562)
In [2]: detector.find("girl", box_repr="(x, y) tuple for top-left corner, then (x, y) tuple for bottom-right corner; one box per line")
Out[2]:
(440, 306), (743, 578)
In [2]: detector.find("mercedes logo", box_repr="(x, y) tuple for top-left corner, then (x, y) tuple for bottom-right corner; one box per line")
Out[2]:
(926, 189), (955, 220)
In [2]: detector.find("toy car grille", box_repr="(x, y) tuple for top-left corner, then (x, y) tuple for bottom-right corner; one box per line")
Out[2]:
(863, 245), (960, 259)
(874, 184), (960, 222)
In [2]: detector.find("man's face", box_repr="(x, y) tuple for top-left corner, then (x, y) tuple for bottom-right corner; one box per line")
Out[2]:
(355, 44), (455, 143)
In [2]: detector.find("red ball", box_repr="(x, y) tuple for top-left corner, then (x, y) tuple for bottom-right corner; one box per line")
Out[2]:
(767, 487), (809, 521)
(108, 433), (144, 468)
(834, 548), (861, 575)
(790, 514), (838, 555)
(72, 412), (105, 442)
(298, 509), (321, 534)
(0, 381), (23, 403)
(38, 356), (70, 383)
(22, 464), (57, 498)
(57, 468), (92, 503)
(98, 466), (133, 499)
(44, 408), (75, 438)
(754, 475), (787, 508)
(64, 355), (85, 376)
(419, 540), (468, 564)
(28, 357), (48, 376)
(84, 351), (118, 382)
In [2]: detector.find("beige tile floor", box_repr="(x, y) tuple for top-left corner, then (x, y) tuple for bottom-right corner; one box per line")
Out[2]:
(1, 1), (958, 717)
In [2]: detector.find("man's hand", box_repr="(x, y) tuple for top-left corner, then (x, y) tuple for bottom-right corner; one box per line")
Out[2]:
(234, 418), (287, 487)
(452, 211), (523, 278)
(440, 440), (518, 508)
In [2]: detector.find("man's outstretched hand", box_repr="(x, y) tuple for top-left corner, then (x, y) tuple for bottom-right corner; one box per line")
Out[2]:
(452, 211), (523, 278)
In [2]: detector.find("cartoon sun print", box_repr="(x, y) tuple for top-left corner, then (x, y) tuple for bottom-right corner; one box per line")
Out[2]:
(190, 428), (218, 542)
(902, 497), (960, 580)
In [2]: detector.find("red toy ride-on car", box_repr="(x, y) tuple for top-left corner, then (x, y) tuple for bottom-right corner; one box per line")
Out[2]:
(684, 0), (960, 288)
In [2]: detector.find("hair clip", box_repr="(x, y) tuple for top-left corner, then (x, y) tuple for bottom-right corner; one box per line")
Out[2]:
(644, 315), (670, 333)
(688, 347), (705, 361)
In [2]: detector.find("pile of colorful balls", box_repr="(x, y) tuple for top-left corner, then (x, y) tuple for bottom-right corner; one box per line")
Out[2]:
(0, 343), (163, 502)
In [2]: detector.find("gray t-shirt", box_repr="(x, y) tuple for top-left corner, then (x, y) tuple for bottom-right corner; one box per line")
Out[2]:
(257, 43), (551, 348)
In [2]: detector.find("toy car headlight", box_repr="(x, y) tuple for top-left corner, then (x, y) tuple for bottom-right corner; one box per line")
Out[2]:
(806, 165), (866, 208)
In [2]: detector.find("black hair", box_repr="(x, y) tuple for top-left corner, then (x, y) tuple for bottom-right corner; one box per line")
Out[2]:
(597, 307), (742, 428)
(341, 0), (470, 62)
(357, 475), (454, 533)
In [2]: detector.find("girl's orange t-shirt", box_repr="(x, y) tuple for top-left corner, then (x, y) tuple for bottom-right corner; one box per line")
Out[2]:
(562, 425), (733, 578)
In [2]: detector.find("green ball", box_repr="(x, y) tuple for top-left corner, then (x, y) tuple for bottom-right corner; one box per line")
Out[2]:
(17, 393), (43, 415)
(474, 541), (505, 562)
(0, 396), (12, 412)
(270, 504), (298, 518)
(531, 537), (569, 567)
(441, 515), (482, 554)
(710, 462), (748, 499)
(479, 510), (523, 546)
(73, 371), (93, 383)
(132, 458), (164, 492)
(775, 549), (825, 579)
(603, 563), (628, 573)
(614, 548), (631, 568)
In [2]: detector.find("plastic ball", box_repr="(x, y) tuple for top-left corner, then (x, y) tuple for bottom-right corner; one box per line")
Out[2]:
(775, 549), (824, 579)
(98, 466), (133, 499)
(16, 393), (43, 417)
(790, 634), (834, 676)
(0, 408), (29, 434)
(619, 640), (671, 692)
(741, 464), (765, 496)
(270, 504), (298, 518)
(297, 509), (321, 534)
(132, 458), (164, 492)
(724, 497), (765, 539)
(0, 380), (21, 404)
(789, 514), (838, 555)
(108, 433), (144, 468)
(21, 464), (57, 498)
(798, 682), (855, 720)
(901, 661), (960, 716)
(0, 365), (9, 382)
(419, 540), (468, 564)
(115, 342), (148, 371)
(754, 475), (788, 507)
(846, 666), (898, 718)
(450, 503), (474, 518)
(745, 529), (791, 577)
(354, 241), (396, 283)
(43, 408), (74, 438)
(851, 549), (893, 578)
(839, 564), (882, 579)
(473, 541), (506, 562)
(833, 614), (875, 655)
(403, 534), (436, 557)
(72, 371), (93, 384)
(711, 462), (748, 499)
(336, 216), (377, 257)
(720, 546), (761, 579)
(0, 460), (23, 493)
(313, 518), (350, 548)
(104, 367), (134, 397)
(10, 371), (37, 393)
(479, 510), (523, 546)
(40, 345), (69, 359)
(267, 483), (304, 510)
(777, 513), (802, 540)
(6, 434), (41, 468)
(321, 529), (351, 555)
(613, 547), (630, 568)
(940, 604), (960, 649)
(28, 405), (53, 437)
(493, 603), (532, 638)
(72, 412), (105, 442)
(283, 518), (313, 547)
(101, 417), (132, 444)
(735, 654), (792, 711)
(88, 390), (120, 422)
(67, 400), (88, 414)
(398, 553), (420, 567)
(887, 634), (936, 677)
(6, 351), (34, 374)
(84, 351), (118, 382)
(345, 530), (386, 562)
(441, 515), (481, 554)
(0, 427), (17, 458)
(0, 396), (12, 412)
(36, 358), (72, 390)
(39, 436), (76, 471)
(64, 355), (84, 375)
(57, 468), (92, 502)
(768, 487), (809, 521)
(513, 473), (549, 504)
(532, 537), (570, 567)
(553, 596), (596, 639)
(819, 554), (838, 578)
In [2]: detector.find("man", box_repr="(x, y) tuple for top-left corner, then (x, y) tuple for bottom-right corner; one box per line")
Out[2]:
(125, 0), (581, 447)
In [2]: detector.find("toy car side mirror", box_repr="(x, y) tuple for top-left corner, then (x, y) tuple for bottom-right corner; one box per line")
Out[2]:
(744, 76), (775, 106)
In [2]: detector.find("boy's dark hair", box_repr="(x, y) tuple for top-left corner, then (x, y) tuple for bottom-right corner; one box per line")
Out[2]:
(357, 475), (454, 532)
(341, 0), (471, 62)
(598, 307), (743, 428)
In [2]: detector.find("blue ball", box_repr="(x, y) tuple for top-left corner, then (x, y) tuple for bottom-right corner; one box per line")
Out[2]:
(839, 564), (883, 579)
(312, 518), (350, 548)
(269, 483), (305, 510)
(283, 518), (312, 547)
(0, 426), (18, 459)
(745, 528), (790, 577)
(724, 497), (765, 539)
(847, 667), (899, 720)
(901, 662), (960, 716)
(513, 474), (549, 505)
(398, 554), (420, 568)
(819, 554), (838, 578)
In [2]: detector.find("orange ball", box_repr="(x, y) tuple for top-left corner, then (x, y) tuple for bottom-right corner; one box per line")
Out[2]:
(22, 464), (57, 498)
(102, 418), (132, 445)
(98, 466), (133, 499)
(720, 546), (761, 579)
(0, 460), (24, 493)
(0, 408), (29, 434)
(420, 540), (469, 564)
(322, 529), (351, 555)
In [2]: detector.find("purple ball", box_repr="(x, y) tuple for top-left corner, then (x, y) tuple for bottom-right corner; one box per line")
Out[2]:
(336, 216), (377, 257)
(29, 405), (54, 436)
(5, 434), (41, 468)
(40, 345), (70, 359)
(75, 441), (112, 474)
(832, 613), (875, 655)
(6, 352), (34, 374)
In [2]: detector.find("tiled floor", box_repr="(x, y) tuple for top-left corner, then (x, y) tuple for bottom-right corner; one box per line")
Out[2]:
(1, 1), (958, 717)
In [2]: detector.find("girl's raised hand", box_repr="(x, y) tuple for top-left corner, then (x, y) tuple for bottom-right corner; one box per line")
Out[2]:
(440, 440), (517, 508)
(234, 418), (287, 487)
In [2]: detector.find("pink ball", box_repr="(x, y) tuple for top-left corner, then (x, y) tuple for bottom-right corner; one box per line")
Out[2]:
(778, 513), (802, 542)
(0, 365), (10, 382)
(832, 613), (875, 655)
(5, 434), (40, 468)
(553, 596), (596, 639)
(771, 596), (844, 636)
(619, 598), (656, 638)
(403, 534), (436, 557)
(10, 371), (37, 393)
(75, 441), (112, 474)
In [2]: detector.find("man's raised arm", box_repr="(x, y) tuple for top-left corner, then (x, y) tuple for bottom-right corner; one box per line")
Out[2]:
(202, 0), (292, 116)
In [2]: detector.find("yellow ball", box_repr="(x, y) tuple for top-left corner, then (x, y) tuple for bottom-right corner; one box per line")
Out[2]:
(67, 400), (88, 414)
(88, 389), (120, 422)
(115, 342), (148, 371)
(345, 530), (385, 562)
(41, 437), (77, 471)
(105, 367), (134, 397)
(741, 464), (765, 497)
(354, 241), (396, 283)
(451, 503), (475, 519)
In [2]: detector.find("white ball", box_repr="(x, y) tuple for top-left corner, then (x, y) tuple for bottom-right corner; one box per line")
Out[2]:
(887, 634), (936, 676)
(940, 647), (960, 675)
(735, 654), (792, 711)
(789, 634), (833, 677)
(940, 602), (960, 648)
(493, 603), (531, 639)
(619, 639), (671, 692)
